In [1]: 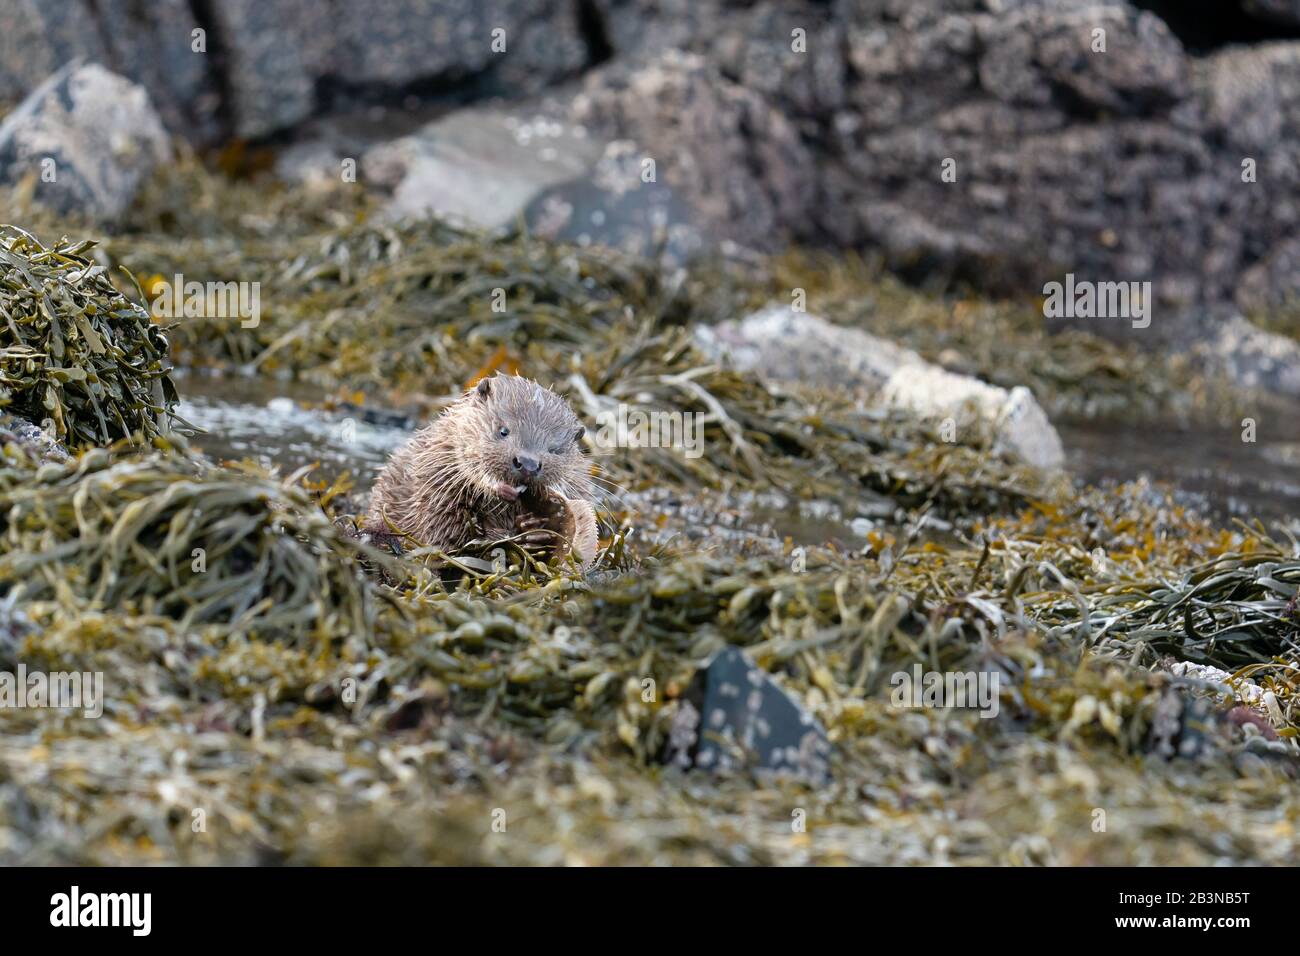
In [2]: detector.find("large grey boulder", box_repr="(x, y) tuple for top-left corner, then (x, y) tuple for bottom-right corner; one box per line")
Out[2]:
(0, 0), (590, 143)
(0, 0), (1296, 336)
(0, 0), (218, 143)
(695, 305), (1067, 470)
(207, 0), (589, 140)
(334, 0), (589, 94)
(526, 138), (709, 263)
(364, 106), (710, 261)
(200, 0), (332, 142)
(364, 109), (603, 229)
(568, 49), (816, 261)
(1198, 42), (1300, 315)
(0, 62), (170, 221)
(565, 0), (1300, 327)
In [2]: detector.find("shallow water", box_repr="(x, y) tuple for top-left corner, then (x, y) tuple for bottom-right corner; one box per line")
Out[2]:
(1058, 418), (1300, 525)
(177, 372), (408, 484)
(178, 371), (1300, 540)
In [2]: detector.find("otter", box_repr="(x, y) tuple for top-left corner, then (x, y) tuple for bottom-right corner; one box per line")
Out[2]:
(365, 374), (599, 568)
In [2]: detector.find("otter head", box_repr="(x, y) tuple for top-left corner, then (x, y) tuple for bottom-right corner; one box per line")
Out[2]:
(467, 374), (590, 499)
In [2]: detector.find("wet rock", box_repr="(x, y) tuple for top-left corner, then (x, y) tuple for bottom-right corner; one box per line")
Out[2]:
(364, 109), (602, 229)
(364, 105), (708, 259)
(0, 413), (69, 465)
(568, 49), (814, 256)
(1148, 686), (1215, 759)
(664, 645), (832, 782)
(695, 305), (1066, 469)
(0, 62), (169, 220)
(0, 0), (218, 144)
(1193, 314), (1300, 399)
(526, 139), (708, 263)
(210, 0), (588, 140)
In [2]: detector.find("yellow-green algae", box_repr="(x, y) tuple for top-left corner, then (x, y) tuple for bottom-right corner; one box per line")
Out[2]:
(0, 163), (1297, 865)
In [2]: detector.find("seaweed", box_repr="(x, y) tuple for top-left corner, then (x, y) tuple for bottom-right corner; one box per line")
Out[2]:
(0, 225), (183, 447)
(0, 448), (399, 640)
(0, 160), (1296, 867)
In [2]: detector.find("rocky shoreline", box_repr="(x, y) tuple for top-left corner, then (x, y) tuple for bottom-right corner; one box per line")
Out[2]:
(4, 2), (1300, 393)
(0, 162), (1297, 862)
(0, 1), (1298, 866)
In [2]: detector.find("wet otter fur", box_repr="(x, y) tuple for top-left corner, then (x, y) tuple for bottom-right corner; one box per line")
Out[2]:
(366, 374), (598, 567)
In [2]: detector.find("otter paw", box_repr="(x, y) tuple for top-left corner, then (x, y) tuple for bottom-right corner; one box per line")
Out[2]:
(495, 481), (524, 502)
(512, 510), (561, 555)
(514, 513), (549, 532)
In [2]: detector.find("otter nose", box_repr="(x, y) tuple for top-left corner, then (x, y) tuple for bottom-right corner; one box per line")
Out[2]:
(512, 455), (541, 477)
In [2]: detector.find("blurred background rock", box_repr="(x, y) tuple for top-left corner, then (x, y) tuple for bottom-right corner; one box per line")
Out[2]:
(1, 0), (1298, 333)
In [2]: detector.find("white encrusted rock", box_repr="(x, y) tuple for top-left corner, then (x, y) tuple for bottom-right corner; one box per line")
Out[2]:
(693, 303), (916, 389)
(695, 304), (1066, 470)
(881, 365), (1065, 470)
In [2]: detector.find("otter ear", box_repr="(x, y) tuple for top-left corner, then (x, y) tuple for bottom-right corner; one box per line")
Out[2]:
(574, 426), (585, 443)
(475, 378), (491, 400)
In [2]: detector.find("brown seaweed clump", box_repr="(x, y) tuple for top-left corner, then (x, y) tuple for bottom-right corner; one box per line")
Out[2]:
(0, 447), (398, 641)
(0, 225), (180, 447)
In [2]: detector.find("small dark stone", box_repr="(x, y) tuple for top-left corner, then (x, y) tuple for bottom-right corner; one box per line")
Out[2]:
(1148, 686), (1217, 759)
(664, 645), (832, 783)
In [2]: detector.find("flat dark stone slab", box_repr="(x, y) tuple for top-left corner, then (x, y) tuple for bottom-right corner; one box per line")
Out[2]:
(665, 645), (831, 783)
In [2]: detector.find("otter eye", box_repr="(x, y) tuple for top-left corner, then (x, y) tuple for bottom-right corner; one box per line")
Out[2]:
(497, 426), (509, 438)
(549, 427), (583, 455)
